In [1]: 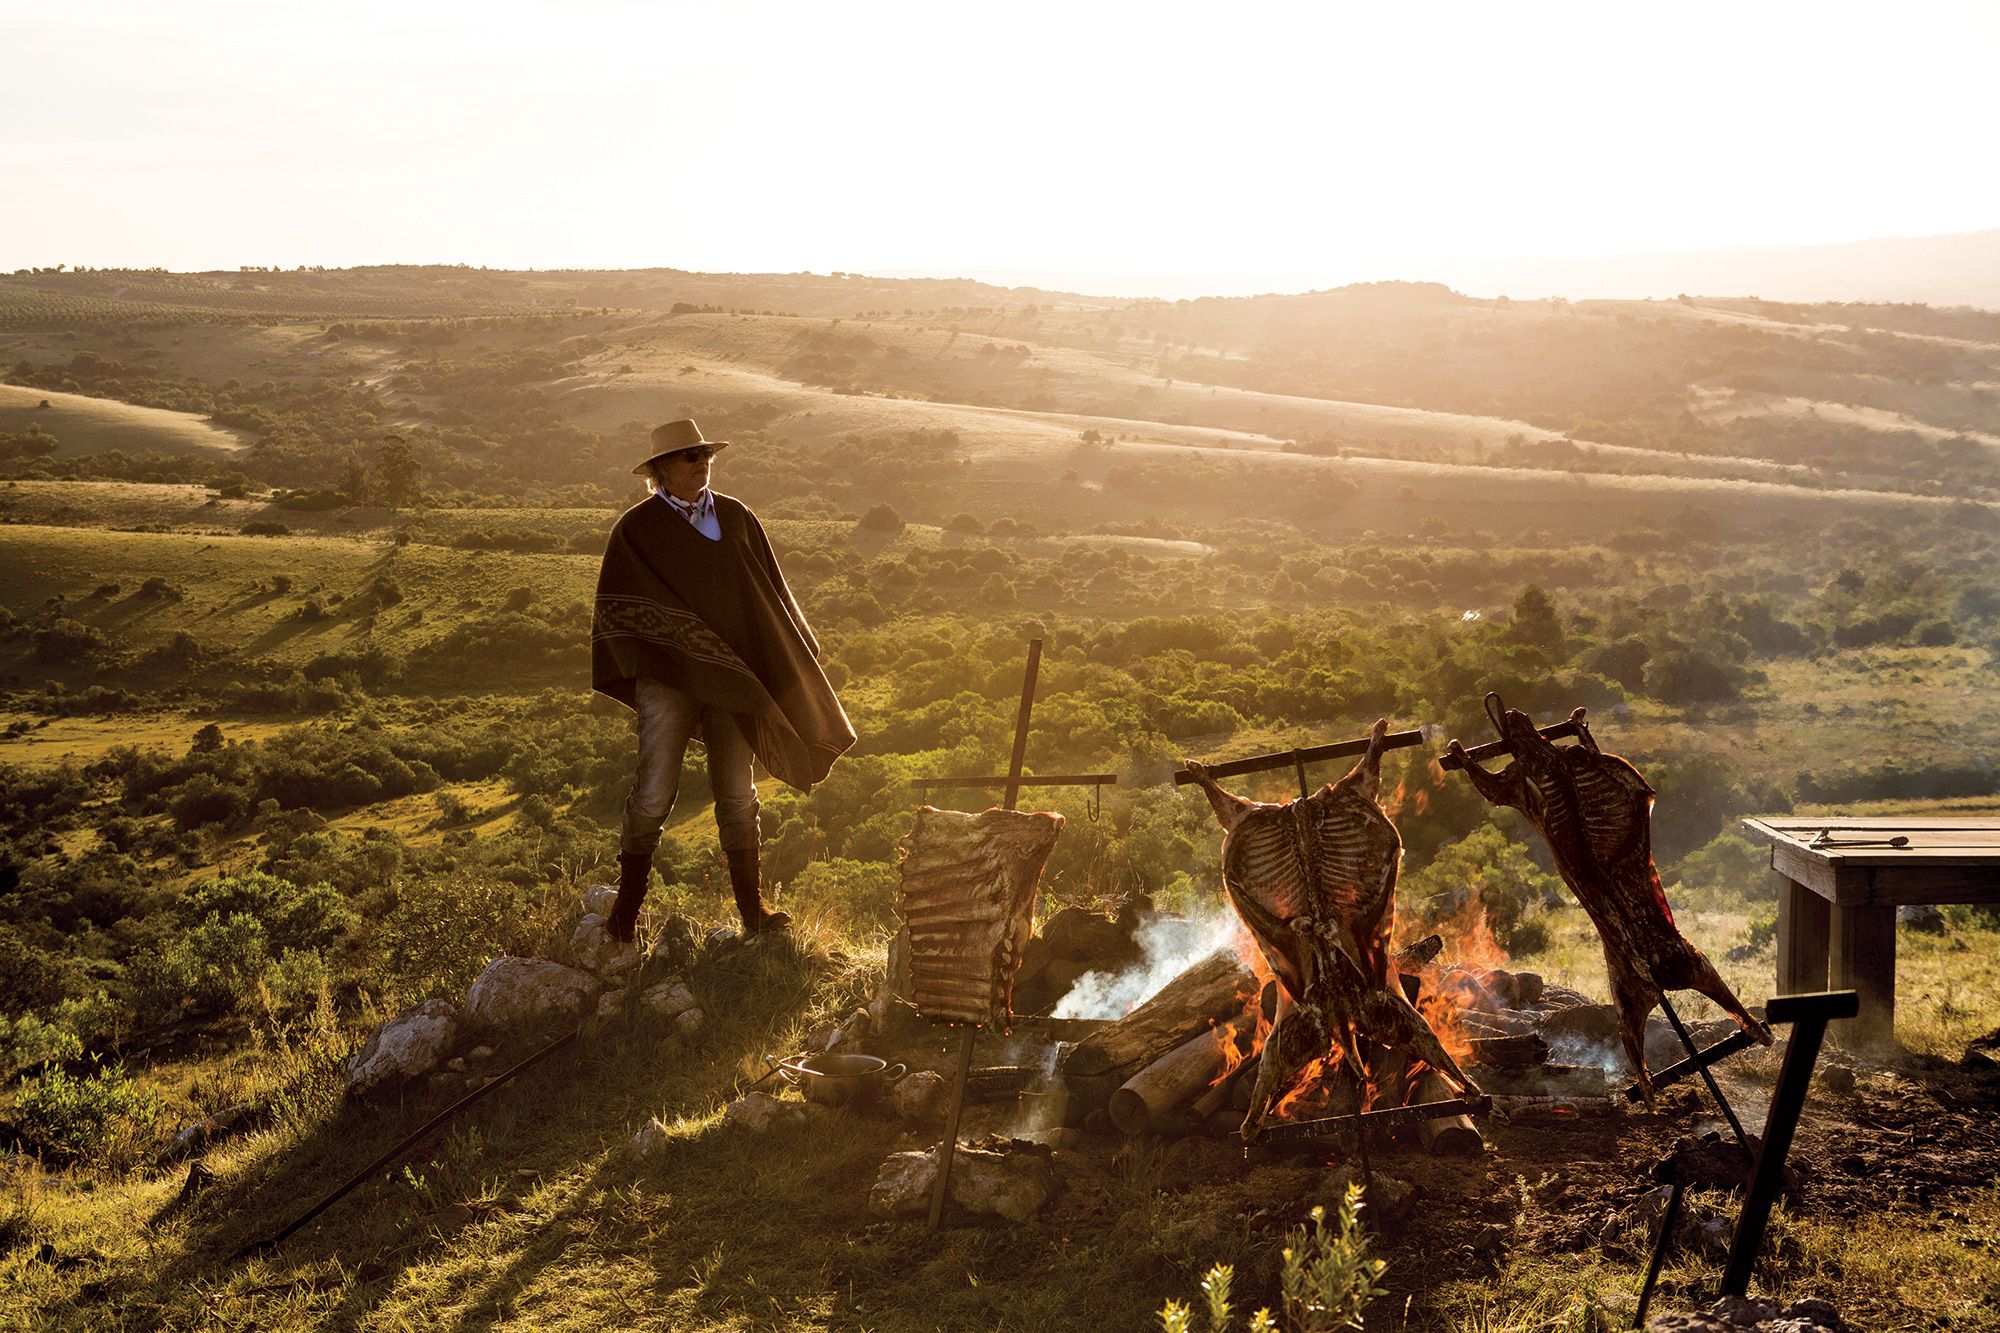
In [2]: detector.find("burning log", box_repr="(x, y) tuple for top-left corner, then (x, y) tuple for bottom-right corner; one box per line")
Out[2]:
(1110, 1016), (1254, 1136)
(965, 1065), (1039, 1101)
(1061, 949), (1257, 1079)
(1413, 1069), (1483, 1155)
(1394, 934), (1444, 969)
(1191, 1053), (1258, 1119)
(1468, 1033), (1550, 1069)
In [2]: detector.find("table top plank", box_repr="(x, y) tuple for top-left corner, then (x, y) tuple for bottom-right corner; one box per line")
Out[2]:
(1747, 817), (2000, 903)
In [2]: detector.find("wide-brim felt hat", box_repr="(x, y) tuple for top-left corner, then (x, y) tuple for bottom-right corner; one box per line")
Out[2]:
(633, 418), (730, 474)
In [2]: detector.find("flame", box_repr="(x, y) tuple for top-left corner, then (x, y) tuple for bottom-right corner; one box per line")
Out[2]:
(1381, 776), (1430, 820)
(1204, 921), (1277, 1091)
(1272, 1054), (1336, 1119)
(1214, 1021), (1249, 1083)
(1405, 897), (1512, 1078)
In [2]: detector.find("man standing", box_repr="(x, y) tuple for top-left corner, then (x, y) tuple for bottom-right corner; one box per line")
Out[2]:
(592, 419), (855, 941)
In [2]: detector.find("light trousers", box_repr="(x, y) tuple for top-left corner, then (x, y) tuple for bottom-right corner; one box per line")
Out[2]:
(620, 677), (761, 856)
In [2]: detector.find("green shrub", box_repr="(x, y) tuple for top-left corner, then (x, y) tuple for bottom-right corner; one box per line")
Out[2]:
(176, 871), (355, 953)
(1400, 820), (1563, 952)
(856, 502), (904, 532)
(789, 857), (900, 933)
(32, 618), (113, 665)
(134, 912), (272, 1015)
(166, 771), (251, 829)
(1159, 1184), (1385, 1332)
(0, 1012), (83, 1079)
(12, 1059), (167, 1170)
(240, 520), (291, 536)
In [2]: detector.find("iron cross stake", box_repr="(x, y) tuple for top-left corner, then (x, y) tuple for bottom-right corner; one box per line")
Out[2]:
(906, 638), (1117, 1231)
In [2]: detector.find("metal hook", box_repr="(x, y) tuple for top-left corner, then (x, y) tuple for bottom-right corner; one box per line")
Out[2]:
(1086, 781), (1103, 823)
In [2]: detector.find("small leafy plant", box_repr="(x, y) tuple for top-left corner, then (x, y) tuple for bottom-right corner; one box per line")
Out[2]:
(1160, 1183), (1388, 1332)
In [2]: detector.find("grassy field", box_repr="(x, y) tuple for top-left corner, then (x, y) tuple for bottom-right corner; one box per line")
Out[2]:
(2, 267), (1997, 1329)
(0, 384), (249, 457)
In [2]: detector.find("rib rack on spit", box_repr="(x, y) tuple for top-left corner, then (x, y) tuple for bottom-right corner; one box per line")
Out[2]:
(1445, 695), (1771, 1096)
(1183, 718), (1480, 1141)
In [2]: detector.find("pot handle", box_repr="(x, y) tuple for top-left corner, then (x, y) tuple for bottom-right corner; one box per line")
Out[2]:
(882, 1062), (907, 1083)
(777, 1059), (805, 1086)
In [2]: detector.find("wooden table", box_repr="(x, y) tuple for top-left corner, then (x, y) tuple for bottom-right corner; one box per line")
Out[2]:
(1742, 818), (2000, 1049)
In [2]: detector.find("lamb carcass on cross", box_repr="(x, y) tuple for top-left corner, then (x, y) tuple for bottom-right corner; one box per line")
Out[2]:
(1446, 694), (1772, 1096)
(1183, 718), (1480, 1141)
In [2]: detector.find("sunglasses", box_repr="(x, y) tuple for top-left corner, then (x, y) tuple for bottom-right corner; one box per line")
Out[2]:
(666, 447), (714, 464)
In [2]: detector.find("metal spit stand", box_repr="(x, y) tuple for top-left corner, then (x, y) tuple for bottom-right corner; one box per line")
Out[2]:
(1631, 989), (1856, 1325)
(906, 638), (1115, 1231)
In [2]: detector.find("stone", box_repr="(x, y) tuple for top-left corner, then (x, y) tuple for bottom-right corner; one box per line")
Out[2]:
(567, 913), (641, 984)
(724, 1091), (808, 1134)
(628, 1117), (670, 1162)
(892, 1069), (951, 1123)
(704, 925), (744, 954)
(867, 1143), (1056, 1223)
(639, 979), (699, 1023)
(467, 1045), (495, 1062)
(156, 1104), (261, 1166)
(1317, 1167), (1415, 1226)
(465, 957), (600, 1042)
(647, 914), (703, 973)
(1538, 1004), (1621, 1048)
(586, 987), (630, 1033)
(671, 1008), (705, 1040)
(1646, 1294), (1854, 1332)
(581, 883), (619, 917)
(347, 998), (461, 1096)
(1040, 907), (1136, 968)
(1897, 903), (1946, 933)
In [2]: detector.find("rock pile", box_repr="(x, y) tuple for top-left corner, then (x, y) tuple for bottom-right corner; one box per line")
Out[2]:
(867, 1137), (1058, 1223)
(1647, 1295), (1853, 1332)
(343, 886), (710, 1100)
(1010, 900), (1152, 1016)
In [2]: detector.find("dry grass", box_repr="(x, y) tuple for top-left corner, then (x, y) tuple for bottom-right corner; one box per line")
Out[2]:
(0, 384), (248, 456)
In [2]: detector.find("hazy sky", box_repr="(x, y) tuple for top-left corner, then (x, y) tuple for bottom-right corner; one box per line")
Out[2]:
(4, 1), (1997, 295)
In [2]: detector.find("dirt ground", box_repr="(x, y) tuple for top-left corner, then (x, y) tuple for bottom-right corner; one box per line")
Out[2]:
(874, 1018), (2000, 1324)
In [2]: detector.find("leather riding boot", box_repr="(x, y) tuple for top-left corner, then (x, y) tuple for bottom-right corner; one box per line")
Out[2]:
(607, 851), (652, 943)
(726, 847), (789, 934)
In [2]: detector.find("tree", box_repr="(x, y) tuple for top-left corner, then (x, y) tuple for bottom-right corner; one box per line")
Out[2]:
(373, 435), (422, 507)
(1506, 584), (1563, 651)
(338, 456), (371, 506)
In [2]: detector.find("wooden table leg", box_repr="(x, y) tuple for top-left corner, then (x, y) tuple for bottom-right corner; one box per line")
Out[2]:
(1774, 874), (1829, 997)
(1828, 904), (1896, 1050)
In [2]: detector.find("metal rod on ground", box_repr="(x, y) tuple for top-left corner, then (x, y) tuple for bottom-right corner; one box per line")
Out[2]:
(1721, 990), (1857, 1298)
(1633, 1180), (1686, 1329)
(1624, 1028), (1757, 1103)
(1657, 995), (1748, 1151)
(233, 1027), (580, 1260)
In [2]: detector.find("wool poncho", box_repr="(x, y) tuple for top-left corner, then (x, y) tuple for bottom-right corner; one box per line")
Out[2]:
(592, 492), (854, 791)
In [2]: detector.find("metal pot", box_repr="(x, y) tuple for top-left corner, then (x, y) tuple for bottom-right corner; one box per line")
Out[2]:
(778, 1053), (907, 1108)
